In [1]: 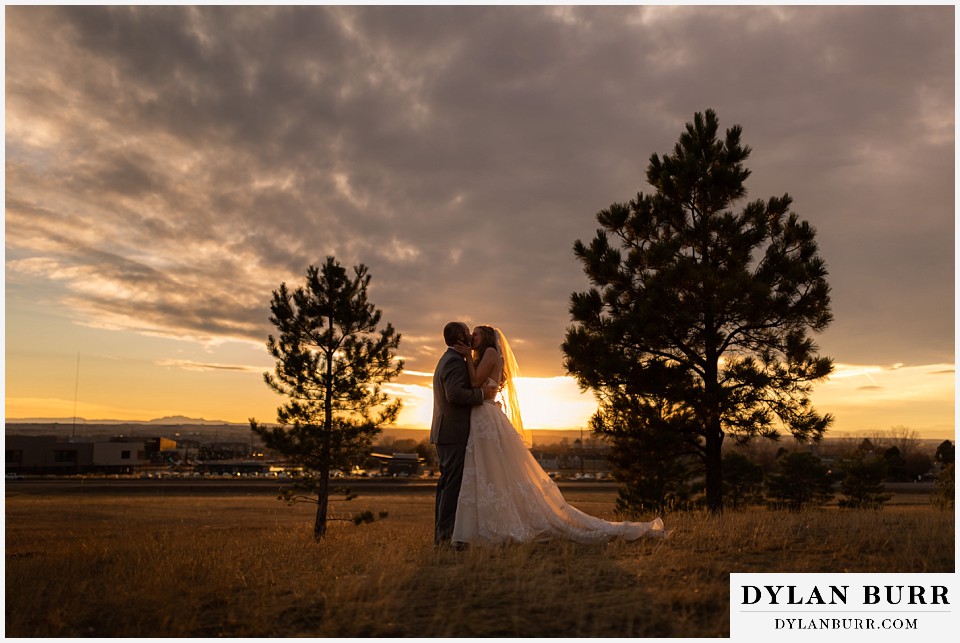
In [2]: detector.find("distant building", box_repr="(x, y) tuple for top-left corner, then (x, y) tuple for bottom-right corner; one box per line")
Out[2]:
(5, 435), (148, 474)
(369, 452), (422, 476)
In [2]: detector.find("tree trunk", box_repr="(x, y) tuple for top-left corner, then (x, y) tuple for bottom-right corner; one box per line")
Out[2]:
(313, 329), (335, 541)
(313, 459), (329, 541)
(704, 423), (724, 513)
(703, 348), (725, 514)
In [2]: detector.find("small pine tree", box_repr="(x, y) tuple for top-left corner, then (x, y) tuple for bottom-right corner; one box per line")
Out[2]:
(932, 463), (955, 510)
(934, 439), (955, 465)
(765, 451), (834, 510)
(721, 451), (765, 510)
(838, 455), (892, 509)
(607, 421), (698, 515)
(586, 391), (697, 515)
(249, 257), (402, 540)
(882, 446), (908, 482)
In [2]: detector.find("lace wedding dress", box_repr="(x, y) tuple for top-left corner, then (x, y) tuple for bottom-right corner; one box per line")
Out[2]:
(452, 338), (665, 545)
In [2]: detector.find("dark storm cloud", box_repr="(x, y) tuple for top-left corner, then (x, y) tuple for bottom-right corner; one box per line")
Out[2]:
(5, 5), (953, 375)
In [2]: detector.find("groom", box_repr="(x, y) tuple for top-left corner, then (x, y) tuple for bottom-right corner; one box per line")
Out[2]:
(430, 321), (495, 547)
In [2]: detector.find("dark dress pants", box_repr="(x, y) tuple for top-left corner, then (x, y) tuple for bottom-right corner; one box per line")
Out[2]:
(434, 442), (467, 544)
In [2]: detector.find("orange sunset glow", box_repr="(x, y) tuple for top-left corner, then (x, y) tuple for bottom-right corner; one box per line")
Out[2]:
(3, 5), (954, 444)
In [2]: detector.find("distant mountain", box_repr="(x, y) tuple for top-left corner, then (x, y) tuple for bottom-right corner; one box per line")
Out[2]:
(4, 416), (246, 426)
(146, 416), (246, 426)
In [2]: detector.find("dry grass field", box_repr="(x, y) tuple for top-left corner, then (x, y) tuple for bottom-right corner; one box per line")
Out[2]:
(4, 482), (954, 638)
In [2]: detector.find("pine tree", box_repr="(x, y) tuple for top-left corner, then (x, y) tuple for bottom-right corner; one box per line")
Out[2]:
(721, 451), (765, 510)
(838, 455), (892, 509)
(765, 451), (835, 510)
(933, 463), (954, 510)
(599, 405), (698, 515)
(250, 257), (402, 540)
(934, 439), (955, 465)
(564, 109), (834, 513)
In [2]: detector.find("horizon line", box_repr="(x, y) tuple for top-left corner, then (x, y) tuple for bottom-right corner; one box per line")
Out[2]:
(4, 418), (953, 441)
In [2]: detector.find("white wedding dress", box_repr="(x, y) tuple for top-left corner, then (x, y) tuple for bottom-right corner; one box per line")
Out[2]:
(452, 355), (666, 545)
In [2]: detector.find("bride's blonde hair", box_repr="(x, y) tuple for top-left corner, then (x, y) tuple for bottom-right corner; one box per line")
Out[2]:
(477, 325), (531, 448)
(473, 325), (504, 386)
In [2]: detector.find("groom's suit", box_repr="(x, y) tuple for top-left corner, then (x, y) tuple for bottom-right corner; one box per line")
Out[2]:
(430, 347), (483, 545)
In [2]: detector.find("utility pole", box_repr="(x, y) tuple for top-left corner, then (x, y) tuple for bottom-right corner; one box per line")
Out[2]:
(71, 352), (80, 438)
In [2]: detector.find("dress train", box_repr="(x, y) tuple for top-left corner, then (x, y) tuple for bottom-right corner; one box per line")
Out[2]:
(452, 400), (666, 545)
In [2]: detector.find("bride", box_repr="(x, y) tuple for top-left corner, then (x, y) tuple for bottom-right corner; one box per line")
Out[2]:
(451, 325), (666, 545)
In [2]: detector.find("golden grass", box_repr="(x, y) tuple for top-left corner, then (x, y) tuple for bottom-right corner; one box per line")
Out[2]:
(5, 487), (953, 637)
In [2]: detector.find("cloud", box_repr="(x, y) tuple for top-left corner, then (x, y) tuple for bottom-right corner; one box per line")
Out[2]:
(399, 370), (435, 378)
(5, 5), (954, 379)
(156, 359), (263, 373)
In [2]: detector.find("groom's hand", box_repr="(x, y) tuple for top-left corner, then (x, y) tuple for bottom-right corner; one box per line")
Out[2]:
(481, 382), (497, 400)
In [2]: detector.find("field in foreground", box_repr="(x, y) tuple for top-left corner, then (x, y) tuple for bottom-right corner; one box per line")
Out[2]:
(5, 483), (954, 638)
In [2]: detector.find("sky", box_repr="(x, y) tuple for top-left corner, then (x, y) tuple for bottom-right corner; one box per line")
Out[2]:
(3, 4), (955, 439)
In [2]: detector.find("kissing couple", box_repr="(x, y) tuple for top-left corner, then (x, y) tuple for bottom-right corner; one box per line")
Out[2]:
(430, 321), (666, 548)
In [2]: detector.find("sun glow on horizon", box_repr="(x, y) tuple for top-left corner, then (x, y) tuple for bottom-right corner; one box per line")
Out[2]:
(388, 376), (599, 431)
(389, 363), (956, 438)
(512, 377), (599, 430)
(5, 360), (954, 441)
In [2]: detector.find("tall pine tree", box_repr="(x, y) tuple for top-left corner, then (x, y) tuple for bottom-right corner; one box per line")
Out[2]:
(250, 257), (402, 540)
(563, 109), (833, 513)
